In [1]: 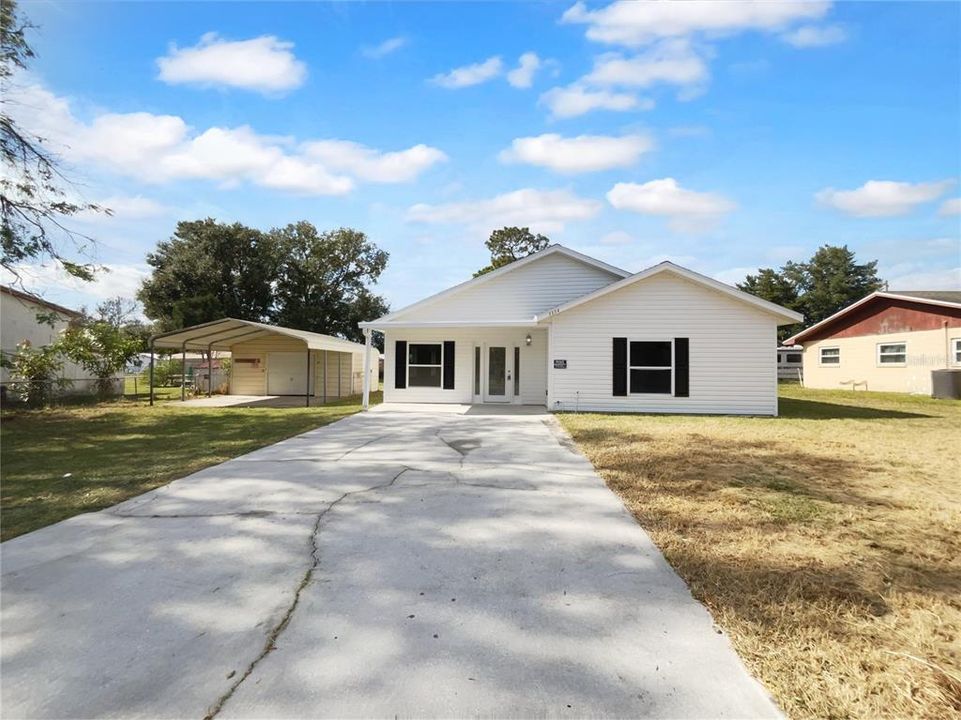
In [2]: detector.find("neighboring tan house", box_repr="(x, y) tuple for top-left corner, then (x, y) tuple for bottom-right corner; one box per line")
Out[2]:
(0, 285), (95, 397)
(785, 290), (961, 395)
(358, 244), (802, 416)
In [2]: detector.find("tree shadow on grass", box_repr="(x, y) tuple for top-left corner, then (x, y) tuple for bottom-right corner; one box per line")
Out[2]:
(779, 397), (934, 420)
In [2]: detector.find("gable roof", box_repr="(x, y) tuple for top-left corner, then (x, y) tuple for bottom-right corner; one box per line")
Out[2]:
(785, 290), (961, 345)
(0, 285), (82, 318)
(539, 261), (804, 325)
(360, 244), (629, 327)
(151, 318), (368, 353)
(886, 290), (961, 304)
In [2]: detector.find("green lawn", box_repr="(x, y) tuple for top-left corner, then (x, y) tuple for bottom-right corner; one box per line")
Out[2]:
(558, 384), (961, 720)
(0, 391), (381, 541)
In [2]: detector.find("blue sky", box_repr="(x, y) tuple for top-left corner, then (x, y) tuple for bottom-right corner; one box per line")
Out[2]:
(8, 0), (961, 315)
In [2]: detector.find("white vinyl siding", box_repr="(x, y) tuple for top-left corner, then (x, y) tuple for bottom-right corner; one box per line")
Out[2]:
(547, 272), (780, 415)
(384, 327), (547, 405)
(388, 252), (621, 323)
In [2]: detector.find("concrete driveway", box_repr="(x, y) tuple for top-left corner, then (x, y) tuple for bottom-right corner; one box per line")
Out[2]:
(1, 408), (780, 719)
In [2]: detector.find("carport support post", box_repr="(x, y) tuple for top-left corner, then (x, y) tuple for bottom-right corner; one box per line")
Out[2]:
(207, 342), (214, 397)
(148, 341), (155, 406)
(323, 351), (328, 404)
(305, 349), (311, 407)
(362, 327), (372, 410)
(180, 342), (186, 402)
(338, 352), (342, 398)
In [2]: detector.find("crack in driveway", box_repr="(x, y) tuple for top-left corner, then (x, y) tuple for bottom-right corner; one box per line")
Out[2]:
(203, 466), (411, 720)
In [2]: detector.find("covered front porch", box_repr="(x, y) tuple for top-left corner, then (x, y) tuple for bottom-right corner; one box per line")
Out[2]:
(359, 323), (548, 409)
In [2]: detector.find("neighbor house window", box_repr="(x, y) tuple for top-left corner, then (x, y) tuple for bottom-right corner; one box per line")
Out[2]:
(877, 342), (907, 366)
(408, 343), (442, 387)
(819, 347), (840, 365)
(629, 340), (672, 394)
(787, 353), (802, 363)
(952, 338), (961, 365)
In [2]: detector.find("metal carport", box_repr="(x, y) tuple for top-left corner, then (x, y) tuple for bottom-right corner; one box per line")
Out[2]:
(149, 318), (375, 407)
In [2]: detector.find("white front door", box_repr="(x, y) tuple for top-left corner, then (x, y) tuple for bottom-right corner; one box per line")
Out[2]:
(485, 346), (510, 402)
(267, 352), (308, 395)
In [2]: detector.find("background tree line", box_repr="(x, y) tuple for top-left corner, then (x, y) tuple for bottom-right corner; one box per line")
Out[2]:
(737, 245), (885, 342)
(137, 219), (389, 345)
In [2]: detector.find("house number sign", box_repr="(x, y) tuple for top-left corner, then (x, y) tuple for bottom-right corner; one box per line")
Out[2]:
(553, 359), (568, 369)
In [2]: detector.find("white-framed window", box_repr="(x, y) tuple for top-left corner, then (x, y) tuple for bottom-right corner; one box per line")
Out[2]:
(628, 339), (673, 394)
(952, 338), (961, 365)
(408, 343), (442, 387)
(877, 342), (907, 366)
(819, 346), (840, 366)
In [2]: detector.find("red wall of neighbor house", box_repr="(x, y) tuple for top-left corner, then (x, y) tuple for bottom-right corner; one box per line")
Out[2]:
(805, 298), (961, 341)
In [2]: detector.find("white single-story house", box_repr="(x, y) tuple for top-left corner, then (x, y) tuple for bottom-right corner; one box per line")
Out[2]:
(0, 285), (117, 399)
(785, 290), (961, 395)
(358, 245), (802, 415)
(150, 318), (378, 405)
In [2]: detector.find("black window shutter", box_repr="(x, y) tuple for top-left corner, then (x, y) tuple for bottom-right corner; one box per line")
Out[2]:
(674, 338), (689, 397)
(612, 337), (627, 396)
(395, 340), (407, 389)
(443, 341), (455, 389)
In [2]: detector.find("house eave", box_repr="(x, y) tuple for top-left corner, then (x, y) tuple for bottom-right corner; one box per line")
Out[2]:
(358, 319), (542, 330)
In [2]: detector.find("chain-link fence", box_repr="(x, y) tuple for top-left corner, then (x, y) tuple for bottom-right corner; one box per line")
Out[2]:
(0, 374), (219, 408)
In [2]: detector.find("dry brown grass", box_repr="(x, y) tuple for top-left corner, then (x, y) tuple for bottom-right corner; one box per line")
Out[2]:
(558, 385), (961, 720)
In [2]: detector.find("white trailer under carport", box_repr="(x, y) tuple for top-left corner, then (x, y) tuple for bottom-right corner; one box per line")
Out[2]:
(149, 318), (377, 406)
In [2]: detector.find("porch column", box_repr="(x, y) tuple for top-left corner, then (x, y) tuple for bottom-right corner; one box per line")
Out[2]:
(207, 342), (214, 398)
(181, 341), (187, 402)
(362, 327), (372, 410)
(305, 349), (311, 407)
(148, 341), (155, 406)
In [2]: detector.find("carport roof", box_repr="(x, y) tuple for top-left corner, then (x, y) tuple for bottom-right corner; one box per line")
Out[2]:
(150, 318), (367, 353)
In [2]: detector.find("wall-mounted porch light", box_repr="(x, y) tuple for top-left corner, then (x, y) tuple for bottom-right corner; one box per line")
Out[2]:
(525, 333), (532, 346)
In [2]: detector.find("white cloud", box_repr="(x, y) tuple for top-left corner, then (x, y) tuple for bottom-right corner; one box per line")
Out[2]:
(156, 33), (307, 94)
(361, 36), (408, 59)
(598, 230), (635, 246)
(584, 40), (709, 92)
(561, 0), (831, 46)
(713, 266), (758, 286)
(1, 262), (151, 305)
(885, 266), (961, 291)
(816, 179), (955, 217)
(302, 140), (447, 183)
(78, 196), (170, 221)
(499, 133), (653, 174)
(539, 84), (651, 118)
(6, 77), (443, 196)
(430, 56), (503, 88)
(407, 188), (602, 234)
(607, 178), (736, 232)
(782, 24), (847, 47)
(939, 198), (961, 216)
(507, 52), (542, 88)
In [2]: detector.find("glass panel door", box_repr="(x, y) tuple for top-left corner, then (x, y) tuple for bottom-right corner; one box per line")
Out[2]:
(486, 346), (508, 401)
